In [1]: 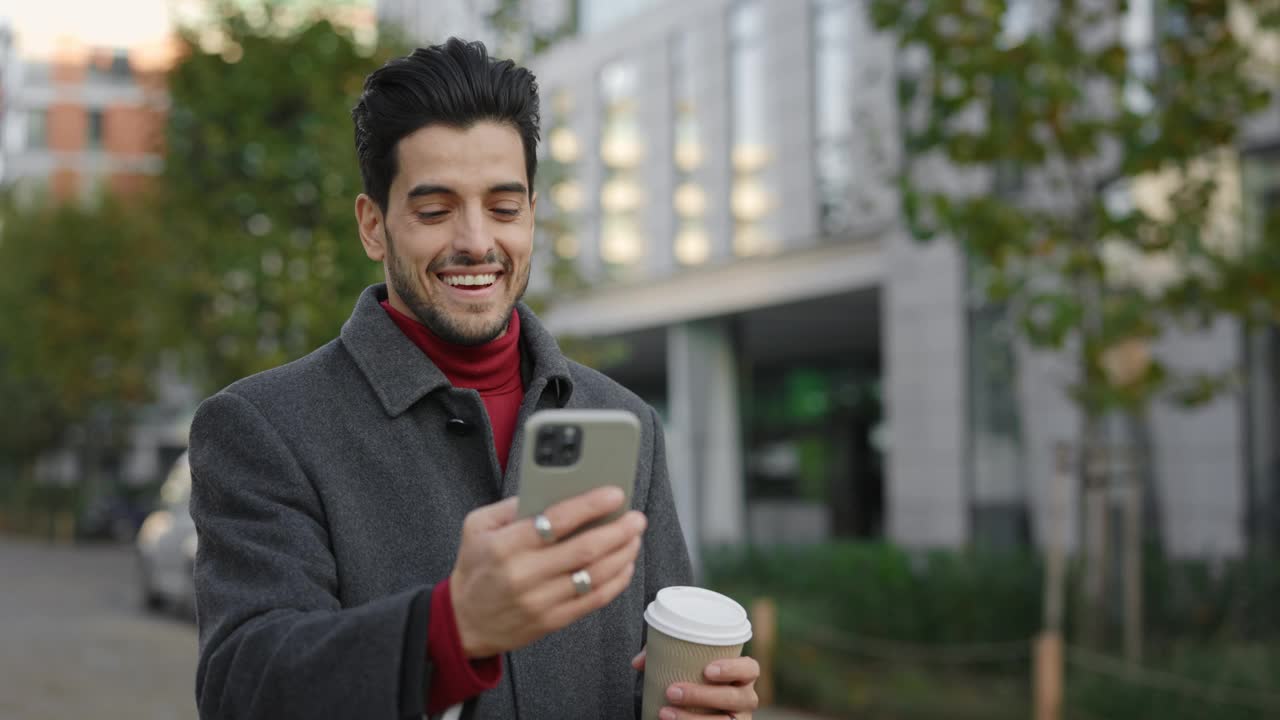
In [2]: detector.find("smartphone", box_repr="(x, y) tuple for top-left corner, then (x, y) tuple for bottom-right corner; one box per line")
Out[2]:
(515, 409), (642, 533)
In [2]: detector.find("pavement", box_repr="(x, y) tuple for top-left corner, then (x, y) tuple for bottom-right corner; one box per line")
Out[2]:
(0, 537), (819, 719)
(0, 538), (198, 720)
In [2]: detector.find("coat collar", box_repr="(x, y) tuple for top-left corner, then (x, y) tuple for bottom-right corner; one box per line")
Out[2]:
(340, 284), (573, 417)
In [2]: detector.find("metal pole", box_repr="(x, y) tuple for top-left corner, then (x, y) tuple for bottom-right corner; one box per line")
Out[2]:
(1035, 442), (1071, 720)
(1045, 442), (1071, 633)
(1123, 455), (1143, 664)
(1081, 442), (1109, 649)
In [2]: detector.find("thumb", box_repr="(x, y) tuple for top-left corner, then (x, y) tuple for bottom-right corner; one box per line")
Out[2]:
(631, 648), (646, 671)
(466, 497), (520, 534)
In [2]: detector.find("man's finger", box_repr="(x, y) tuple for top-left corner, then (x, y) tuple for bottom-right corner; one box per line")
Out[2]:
(631, 648), (646, 671)
(704, 656), (761, 685)
(522, 535), (640, 607)
(464, 497), (519, 533)
(497, 485), (628, 550)
(538, 484), (628, 541)
(530, 511), (645, 581)
(542, 556), (637, 631)
(666, 681), (758, 713)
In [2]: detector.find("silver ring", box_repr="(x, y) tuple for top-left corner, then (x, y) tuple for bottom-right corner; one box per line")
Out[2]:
(534, 514), (555, 543)
(571, 569), (592, 596)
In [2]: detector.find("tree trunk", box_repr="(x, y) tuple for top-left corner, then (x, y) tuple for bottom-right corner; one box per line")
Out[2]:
(1078, 423), (1109, 650)
(1077, 266), (1110, 651)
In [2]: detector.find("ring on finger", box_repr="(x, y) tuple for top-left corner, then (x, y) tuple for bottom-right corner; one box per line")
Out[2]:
(534, 514), (555, 543)
(571, 568), (592, 595)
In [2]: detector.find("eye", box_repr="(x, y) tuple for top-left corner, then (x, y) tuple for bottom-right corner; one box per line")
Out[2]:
(416, 210), (449, 222)
(492, 207), (521, 219)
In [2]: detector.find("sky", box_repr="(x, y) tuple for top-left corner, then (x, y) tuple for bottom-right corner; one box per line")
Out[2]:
(1, 0), (189, 57)
(0, 0), (373, 58)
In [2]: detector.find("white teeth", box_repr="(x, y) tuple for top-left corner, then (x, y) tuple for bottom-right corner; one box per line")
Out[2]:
(442, 273), (498, 287)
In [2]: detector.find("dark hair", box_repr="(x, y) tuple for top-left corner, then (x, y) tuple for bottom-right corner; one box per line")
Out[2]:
(352, 38), (541, 210)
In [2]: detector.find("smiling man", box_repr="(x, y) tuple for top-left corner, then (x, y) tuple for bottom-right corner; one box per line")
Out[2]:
(187, 39), (759, 720)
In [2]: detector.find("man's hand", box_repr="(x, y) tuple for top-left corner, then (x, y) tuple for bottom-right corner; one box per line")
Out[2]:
(450, 486), (646, 658)
(632, 650), (761, 720)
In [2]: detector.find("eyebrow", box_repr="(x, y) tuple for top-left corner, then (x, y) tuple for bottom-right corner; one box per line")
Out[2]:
(406, 181), (529, 199)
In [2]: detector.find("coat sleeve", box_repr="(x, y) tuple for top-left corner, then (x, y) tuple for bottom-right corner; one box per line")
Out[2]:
(188, 390), (432, 720)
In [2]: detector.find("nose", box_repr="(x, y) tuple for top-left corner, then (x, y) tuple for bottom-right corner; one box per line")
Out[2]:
(451, 204), (493, 258)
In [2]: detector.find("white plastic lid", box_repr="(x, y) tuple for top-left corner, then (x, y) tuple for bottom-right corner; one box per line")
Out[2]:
(643, 586), (753, 646)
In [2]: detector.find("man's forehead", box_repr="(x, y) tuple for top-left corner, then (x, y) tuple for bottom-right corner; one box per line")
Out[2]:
(393, 121), (526, 191)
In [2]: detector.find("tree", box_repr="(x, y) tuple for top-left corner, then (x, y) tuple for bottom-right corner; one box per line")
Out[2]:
(487, 0), (580, 60)
(159, 1), (399, 393)
(870, 0), (1280, 650)
(0, 193), (166, 454)
(0, 190), (169, 529)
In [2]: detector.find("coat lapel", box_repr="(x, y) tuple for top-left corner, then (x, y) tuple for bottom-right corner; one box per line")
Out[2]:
(339, 284), (452, 418)
(340, 284), (578, 497)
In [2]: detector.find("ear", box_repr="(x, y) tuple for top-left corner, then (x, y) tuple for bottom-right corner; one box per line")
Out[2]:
(355, 194), (387, 262)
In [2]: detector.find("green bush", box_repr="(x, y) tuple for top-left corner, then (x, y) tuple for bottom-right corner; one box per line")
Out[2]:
(704, 542), (1280, 718)
(1067, 643), (1280, 720)
(705, 543), (1043, 645)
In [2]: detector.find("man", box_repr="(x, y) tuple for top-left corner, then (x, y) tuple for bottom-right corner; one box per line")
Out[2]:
(188, 38), (760, 720)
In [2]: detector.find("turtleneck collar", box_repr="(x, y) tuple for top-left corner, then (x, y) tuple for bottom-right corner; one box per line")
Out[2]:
(380, 300), (522, 394)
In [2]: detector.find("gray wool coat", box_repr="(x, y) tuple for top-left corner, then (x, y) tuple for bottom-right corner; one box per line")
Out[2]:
(188, 283), (693, 720)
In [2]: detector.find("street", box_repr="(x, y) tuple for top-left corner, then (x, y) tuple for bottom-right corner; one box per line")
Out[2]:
(0, 538), (816, 720)
(0, 538), (198, 720)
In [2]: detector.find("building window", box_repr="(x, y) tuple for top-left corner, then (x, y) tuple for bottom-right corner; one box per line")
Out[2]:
(671, 31), (710, 266)
(599, 58), (645, 274)
(88, 110), (105, 150)
(730, 0), (777, 257)
(744, 362), (883, 540)
(26, 109), (47, 149)
(543, 89), (582, 261)
(967, 298), (1030, 546)
(579, 0), (664, 35)
(88, 49), (133, 84)
(813, 0), (855, 236)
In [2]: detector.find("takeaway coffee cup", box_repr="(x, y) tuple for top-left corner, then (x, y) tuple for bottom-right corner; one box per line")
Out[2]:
(641, 586), (753, 720)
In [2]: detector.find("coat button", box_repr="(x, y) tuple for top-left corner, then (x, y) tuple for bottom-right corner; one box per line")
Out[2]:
(446, 418), (474, 437)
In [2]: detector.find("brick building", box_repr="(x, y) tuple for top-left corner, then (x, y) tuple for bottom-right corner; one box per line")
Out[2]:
(0, 37), (173, 202)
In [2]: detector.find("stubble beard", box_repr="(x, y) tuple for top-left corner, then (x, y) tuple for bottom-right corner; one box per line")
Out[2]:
(384, 228), (530, 346)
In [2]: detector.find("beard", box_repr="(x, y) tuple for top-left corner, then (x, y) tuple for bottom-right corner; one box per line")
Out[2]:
(384, 228), (530, 346)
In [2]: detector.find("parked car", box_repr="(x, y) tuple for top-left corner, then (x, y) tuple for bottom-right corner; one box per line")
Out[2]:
(78, 493), (152, 542)
(136, 452), (197, 615)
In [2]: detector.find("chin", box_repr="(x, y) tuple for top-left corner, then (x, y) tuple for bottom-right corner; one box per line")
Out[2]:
(444, 305), (514, 344)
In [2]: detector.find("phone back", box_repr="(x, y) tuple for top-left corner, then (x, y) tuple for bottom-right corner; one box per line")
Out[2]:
(516, 409), (642, 526)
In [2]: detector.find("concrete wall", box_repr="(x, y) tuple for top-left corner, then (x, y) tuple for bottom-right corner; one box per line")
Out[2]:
(1149, 320), (1246, 557)
(531, 0), (1260, 557)
(883, 230), (969, 547)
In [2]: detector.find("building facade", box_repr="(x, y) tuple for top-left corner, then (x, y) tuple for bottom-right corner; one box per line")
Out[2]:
(379, 0), (1280, 562)
(530, 0), (895, 565)
(0, 38), (168, 201)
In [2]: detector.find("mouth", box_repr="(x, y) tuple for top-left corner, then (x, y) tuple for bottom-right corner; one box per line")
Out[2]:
(435, 270), (505, 299)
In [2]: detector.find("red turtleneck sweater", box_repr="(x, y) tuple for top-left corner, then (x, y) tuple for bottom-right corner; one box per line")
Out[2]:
(381, 300), (524, 714)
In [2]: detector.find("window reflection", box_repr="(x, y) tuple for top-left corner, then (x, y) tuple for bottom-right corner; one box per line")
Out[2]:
(541, 89), (581, 260)
(672, 30), (709, 266)
(731, 0), (777, 256)
(600, 59), (646, 271)
(26, 109), (47, 150)
(813, 0), (855, 236)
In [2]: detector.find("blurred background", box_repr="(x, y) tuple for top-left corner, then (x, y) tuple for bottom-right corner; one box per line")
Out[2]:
(1, 0), (1279, 718)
